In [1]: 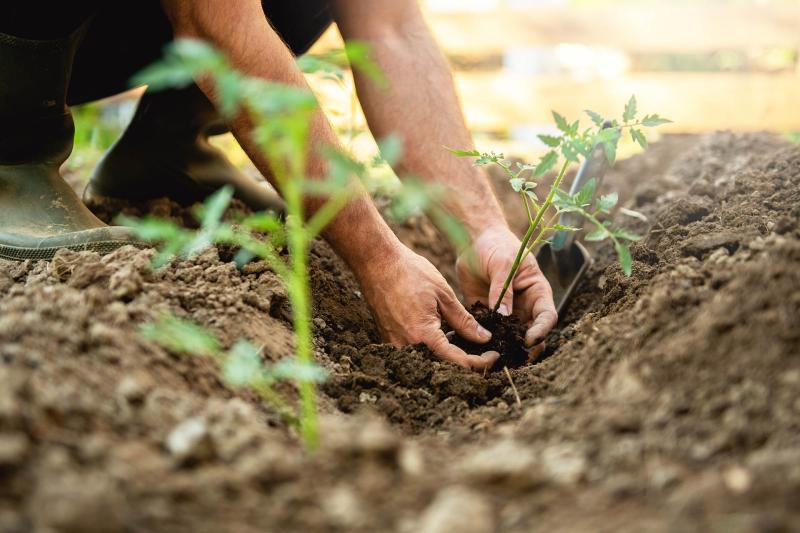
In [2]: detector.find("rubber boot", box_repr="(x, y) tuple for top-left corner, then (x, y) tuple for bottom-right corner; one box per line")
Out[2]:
(0, 25), (141, 262)
(84, 84), (285, 213)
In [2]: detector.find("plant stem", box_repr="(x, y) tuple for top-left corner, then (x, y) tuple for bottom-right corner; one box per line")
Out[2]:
(283, 172), (319, 450)
(492, 160), (571, 312)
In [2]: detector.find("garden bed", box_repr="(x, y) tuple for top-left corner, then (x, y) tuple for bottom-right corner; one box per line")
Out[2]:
(0, 133), (798, 532)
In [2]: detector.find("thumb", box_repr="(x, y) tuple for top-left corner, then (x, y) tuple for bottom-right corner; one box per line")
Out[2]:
(438, 288), (492, 344)
(489, 272), (514, 317)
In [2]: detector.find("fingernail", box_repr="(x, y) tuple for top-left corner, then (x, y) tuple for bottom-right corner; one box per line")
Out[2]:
(525, 334), (544, 347)
(498, 304), (510, 316)
(477, 324), (492, 340)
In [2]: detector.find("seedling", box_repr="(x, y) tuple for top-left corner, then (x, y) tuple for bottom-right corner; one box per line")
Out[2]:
(450, 96), (670, 312)
(141, 313), (325, 427)
(123, 39), (387, 449)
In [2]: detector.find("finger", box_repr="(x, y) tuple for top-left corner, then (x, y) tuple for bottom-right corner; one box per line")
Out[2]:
(528, 341), (545, 360)
(489, 272), (514, 317)
(438, 288), (492, 344)
(525, 295), (558, 347)
(426, 330), (499, 371)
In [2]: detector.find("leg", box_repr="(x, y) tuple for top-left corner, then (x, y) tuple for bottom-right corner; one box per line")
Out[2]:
(0, 5), (140, 261)
(77, 1), (333, 212)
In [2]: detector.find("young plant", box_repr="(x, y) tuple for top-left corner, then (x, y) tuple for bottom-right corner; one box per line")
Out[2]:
(124, 39), (385, 450)
(450, 96), (670, 312)
(141, 313), (325, 428)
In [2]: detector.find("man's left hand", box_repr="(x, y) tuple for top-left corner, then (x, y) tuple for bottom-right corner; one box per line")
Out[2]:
(456, 225), (558, 357)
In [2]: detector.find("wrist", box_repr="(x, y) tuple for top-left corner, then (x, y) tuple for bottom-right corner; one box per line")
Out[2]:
(322, 195), (404, 278)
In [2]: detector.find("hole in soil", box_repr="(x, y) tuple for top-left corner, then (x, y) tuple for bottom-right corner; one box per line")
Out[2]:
(450, 302), (529, 371)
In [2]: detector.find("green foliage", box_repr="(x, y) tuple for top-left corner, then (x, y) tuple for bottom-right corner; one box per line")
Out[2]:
(125, 38), (395, 450)
(125, 38), (456, 448)
(450, 95), (670, 305)
(143, 314), (324, 426)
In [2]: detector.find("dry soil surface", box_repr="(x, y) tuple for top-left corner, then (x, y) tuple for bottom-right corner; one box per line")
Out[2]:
(0, 133), (798, 532)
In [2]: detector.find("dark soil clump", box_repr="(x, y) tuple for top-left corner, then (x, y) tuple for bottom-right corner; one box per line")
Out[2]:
(451, 302), (529, 370)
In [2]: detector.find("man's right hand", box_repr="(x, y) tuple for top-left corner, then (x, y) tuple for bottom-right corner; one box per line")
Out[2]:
(357, 244), (500, 371)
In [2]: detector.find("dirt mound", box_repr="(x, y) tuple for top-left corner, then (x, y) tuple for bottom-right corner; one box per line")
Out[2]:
(1, 133), (799, 532)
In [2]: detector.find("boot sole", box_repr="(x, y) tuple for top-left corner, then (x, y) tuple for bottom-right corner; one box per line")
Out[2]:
(0, 230), (149, 262)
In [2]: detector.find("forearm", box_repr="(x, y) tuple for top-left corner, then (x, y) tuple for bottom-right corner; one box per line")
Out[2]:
(161, 0), (402, 272)
(335, 3), (506, 238)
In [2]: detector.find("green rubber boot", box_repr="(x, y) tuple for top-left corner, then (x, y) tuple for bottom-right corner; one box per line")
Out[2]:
(84, 84), (285, 213)
(0, 25), (142, 262)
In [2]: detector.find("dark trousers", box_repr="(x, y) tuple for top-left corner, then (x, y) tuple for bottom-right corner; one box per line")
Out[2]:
(1, 1), (333, 106)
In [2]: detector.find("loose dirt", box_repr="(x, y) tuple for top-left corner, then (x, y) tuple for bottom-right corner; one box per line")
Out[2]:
(1, 133), (798, 532)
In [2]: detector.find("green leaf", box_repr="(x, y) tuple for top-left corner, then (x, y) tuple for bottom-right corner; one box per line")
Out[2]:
(344, 40), (387, 88)
(620, 207), (648, 221)
(623, 95), (638, 123)
(200, 186), (234, 230)
(446, 147), (481, 157)
(613, 229), (644, 241)
(524, 189), (539, 202)
(509, 177), (525, 192)
(475, 151), (503, 166)
(641, 114), (672, 127)
(552, 111), (570, 133)
(534, 151), (559, 177)
(631, 128), (648, 149)
(574, 178), (597, 206)
(596, 127), (621, 164)
(596, 192), (619, 213)
(553, 224), (580, 232)
(140, 315), (222, 357)
(243, 212), (283, 233)
(585, 109), (605, 127)
(615, 241), (633, 276)
(272, 358), (328, 383)
(537, 134), (562, 148)
(377, 134), (403, 166)
(223, 340), (264, 387)
(585, 228), (609, 242)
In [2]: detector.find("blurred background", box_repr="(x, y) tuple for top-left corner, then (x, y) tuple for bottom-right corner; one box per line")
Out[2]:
(69, 0), (800, 172)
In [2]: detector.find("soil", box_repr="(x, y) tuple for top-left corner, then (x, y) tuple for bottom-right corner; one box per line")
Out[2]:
(1, 132), (799, 532)
(450, 302), (530, 371)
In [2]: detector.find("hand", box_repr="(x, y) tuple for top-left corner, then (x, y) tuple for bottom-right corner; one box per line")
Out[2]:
(456, 225), (558, 356)
(358, 245), (500, 370)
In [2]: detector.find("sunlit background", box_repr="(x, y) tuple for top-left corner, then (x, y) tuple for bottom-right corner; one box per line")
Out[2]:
(69, 0), (800, 173)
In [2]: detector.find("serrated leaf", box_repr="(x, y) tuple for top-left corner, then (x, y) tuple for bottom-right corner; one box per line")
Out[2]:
(585, 228), (609, 242)
(574, 178), (597, 206)
(615, 241), (633, 276)
(596, 192), (619, 213)
(534, 151), (559, 177)
(510, 177), (525, 192)
(613, 229), (643, 241)
(446, 147), (481, 157)
(585, 109), (605, 127)
(623, 95), (638, 123)
(631, 128), (648, 149)
(620, 207), (648, 221)
(524, 189), (539, 202)
(222, 340), (264, 386)
(552, 111), (570, 133)
(596, 127), (621, 164)
(537, 134), (562, 148)
(641, 114), (672, 127)
(553, 224), (580, 232)
(561, 142), (579, 163)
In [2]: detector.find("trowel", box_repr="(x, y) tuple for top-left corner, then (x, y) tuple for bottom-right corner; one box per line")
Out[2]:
(535, 132), (611, 314)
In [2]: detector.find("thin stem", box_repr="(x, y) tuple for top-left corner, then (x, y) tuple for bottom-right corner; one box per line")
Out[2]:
(518, 211), (560, 265)
(504, 366), (521, 406)
(520, 191), (534, 225)
(492, 160), (571, 312)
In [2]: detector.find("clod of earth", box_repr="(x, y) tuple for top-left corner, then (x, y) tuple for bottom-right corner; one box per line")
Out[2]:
(450, 302), (529, 371)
